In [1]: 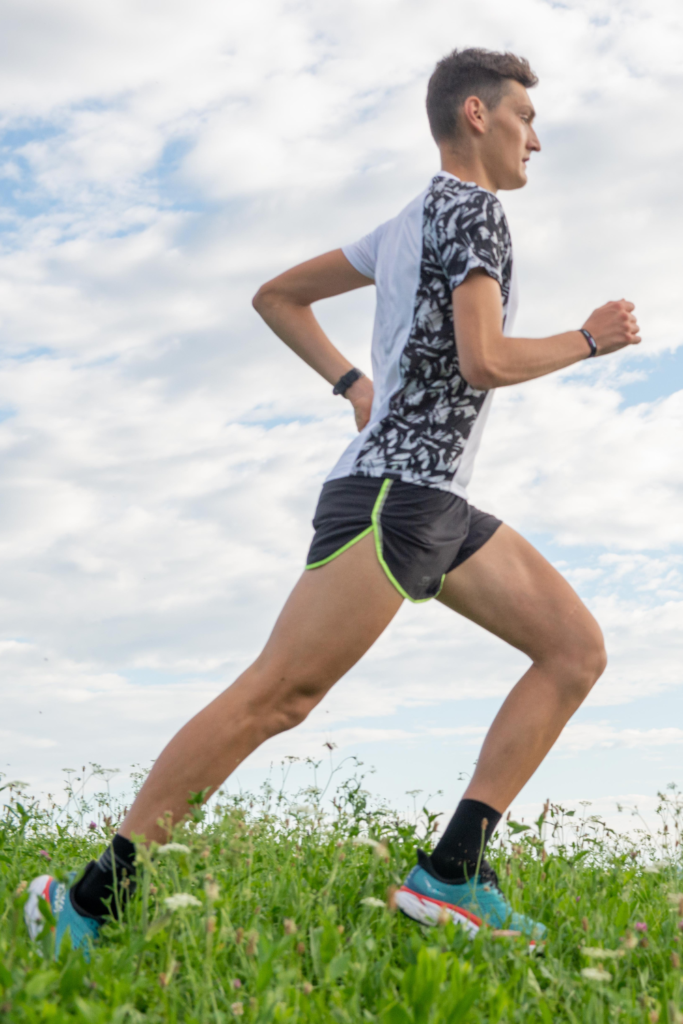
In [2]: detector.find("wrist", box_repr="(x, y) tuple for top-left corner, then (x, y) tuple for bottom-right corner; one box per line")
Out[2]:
(579, 328), (597, 358)
(332, 367), (364, 397)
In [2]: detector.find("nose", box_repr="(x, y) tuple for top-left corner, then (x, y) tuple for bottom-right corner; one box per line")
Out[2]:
(529, 127), (541, 153)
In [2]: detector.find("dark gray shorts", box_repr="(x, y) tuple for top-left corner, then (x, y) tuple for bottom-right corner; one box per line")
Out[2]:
(306, 476), (502, 602)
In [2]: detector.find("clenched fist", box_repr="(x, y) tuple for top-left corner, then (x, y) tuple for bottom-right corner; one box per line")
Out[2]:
(582, 299), (641, 356)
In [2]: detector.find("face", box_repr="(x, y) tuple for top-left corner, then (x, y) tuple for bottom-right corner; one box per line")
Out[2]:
(481, 80), (540, 191)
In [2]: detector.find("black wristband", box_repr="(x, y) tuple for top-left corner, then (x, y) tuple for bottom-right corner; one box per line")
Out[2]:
(332, 368), (364, 396)
(579, 328), (597, 358)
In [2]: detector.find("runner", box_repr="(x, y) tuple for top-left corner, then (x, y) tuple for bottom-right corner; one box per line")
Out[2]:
(27, 47), (641, 954)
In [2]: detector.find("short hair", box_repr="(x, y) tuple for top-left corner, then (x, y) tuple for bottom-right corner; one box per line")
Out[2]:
(426, 48), (538, 143)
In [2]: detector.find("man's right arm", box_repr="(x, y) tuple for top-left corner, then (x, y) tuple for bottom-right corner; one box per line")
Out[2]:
(453, 270), (641, 390)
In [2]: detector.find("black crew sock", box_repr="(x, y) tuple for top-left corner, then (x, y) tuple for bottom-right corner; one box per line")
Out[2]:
(429, 798), (501, 882)
(72, 833), (137, 920)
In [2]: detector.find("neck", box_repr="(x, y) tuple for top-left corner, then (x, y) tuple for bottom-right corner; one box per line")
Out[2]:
(439, 147), (497, 194)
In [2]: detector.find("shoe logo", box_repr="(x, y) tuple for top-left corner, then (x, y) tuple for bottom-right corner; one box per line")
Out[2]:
(53, 884), (67, 914)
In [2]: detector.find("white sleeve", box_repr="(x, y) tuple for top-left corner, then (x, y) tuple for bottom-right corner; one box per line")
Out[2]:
(341, 223), (385, 280)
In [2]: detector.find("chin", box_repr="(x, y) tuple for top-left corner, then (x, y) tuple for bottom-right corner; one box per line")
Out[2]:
(499, 172), (527, 192)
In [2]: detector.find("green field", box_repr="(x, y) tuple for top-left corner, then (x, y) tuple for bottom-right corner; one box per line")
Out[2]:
(2, 761), (683, 1023)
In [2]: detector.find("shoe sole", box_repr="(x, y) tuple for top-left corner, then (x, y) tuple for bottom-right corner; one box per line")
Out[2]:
(395, 885), (539, 949)
(25, 875), (54, 940)
(395, 885), (482, 936)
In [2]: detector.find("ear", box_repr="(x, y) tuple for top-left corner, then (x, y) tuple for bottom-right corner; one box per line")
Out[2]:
(460, 95), (488, 136)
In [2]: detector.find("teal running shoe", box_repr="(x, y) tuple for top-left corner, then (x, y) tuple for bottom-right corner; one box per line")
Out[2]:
(395, 850), (546, 946)
(25, 869), (100, 959)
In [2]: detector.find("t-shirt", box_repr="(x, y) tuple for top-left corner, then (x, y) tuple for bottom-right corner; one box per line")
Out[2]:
(327, 171), (518, 497)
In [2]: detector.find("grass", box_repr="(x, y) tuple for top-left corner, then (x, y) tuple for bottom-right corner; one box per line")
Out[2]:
(2, 760), (683, 1023)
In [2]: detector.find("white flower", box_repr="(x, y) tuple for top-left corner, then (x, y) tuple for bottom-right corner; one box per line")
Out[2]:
(352, 837), (389, 859)
(582, 947), (625, 960)
(644, 860), (671, 873)
(164, 893), (202, 911)
(291, 804), (315, 816)
(360, 897), (386, 908)
(581, 967), (612, 982)
(158, 843), (191, 855)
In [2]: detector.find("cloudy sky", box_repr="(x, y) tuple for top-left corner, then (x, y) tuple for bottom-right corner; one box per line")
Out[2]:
(1, 0), (682, 832)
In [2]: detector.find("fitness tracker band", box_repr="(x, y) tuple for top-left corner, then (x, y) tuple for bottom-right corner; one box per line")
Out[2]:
(579, 328), (598, 358)
(332, 368), (364, 396)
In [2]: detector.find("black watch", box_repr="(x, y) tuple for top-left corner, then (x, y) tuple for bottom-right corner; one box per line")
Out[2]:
(332, 368), (364, 396)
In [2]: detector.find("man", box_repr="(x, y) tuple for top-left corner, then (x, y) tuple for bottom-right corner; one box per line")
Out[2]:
(27, 47), (640, 953)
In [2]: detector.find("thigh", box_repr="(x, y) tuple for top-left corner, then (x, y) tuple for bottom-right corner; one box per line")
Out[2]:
(254, 531), (403, 695)
(437, 523), (602, 661)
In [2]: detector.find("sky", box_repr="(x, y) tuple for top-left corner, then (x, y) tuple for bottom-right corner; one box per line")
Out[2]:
(1, 0), (683, 835)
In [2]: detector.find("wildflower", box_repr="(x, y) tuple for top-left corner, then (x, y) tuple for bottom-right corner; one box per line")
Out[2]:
(88, 821), (97, 831)
(582, 947), (625, 960)
(246, 930), (258, 956)
(668, 893), (683, 905)
(296, 942), (305, 955)
(292, 804), (315, 816)
(491, 929), (522, 938)
(635, 922), (648, 933)
(672, 952), (680, 969)
(206, 917), (216, 933)
(581, 967), (612, 982)
(205, 879), (220, 901)
(164, 893), (201, 911)
(360, 897), (386, 908)
(387, 885), (398, 911)
(232, 979), (242, 990)
(38, 850), (51, 861)
(437, 906), (450, 926)
(231, 1002), (244, 1016)
(581, 916), (589, 932)
(352, 837), (389, 860)
(302, 982), (313, 995)
(149, 884), (158, 895)
(283, 918), (297, 935)
(158, 843), (191, 856)
(621, 932), (638, 949)
(15, 880), (27, 897)
(235, 927), (244, 945)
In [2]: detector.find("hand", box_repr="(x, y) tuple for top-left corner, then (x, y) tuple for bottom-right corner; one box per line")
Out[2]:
(346, 375), (374, 431)
(582, 299), (641, 356)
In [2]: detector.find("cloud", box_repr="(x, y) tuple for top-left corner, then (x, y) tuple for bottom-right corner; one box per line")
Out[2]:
(0, 0), (682, 806)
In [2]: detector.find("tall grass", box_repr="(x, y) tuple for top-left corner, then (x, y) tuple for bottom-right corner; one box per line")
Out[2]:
(2, 759), (683, 1023)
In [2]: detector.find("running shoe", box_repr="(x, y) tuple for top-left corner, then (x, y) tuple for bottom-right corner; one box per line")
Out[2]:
(25, 869), (100, 959)
(395, 850), (546, 945)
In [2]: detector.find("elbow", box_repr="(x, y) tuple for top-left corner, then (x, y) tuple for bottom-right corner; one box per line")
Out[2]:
(252, 282), (274, 316)
(460, 359), (501, 391)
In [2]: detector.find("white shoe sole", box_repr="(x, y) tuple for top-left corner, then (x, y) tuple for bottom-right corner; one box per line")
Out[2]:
(24, 875), (54, 940)
(394, 885), (482, 937)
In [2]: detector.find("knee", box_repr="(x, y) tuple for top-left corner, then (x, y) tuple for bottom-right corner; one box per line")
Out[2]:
(549, 624), (607, 704)
(246, 664), (324, 738)
(265, 691), (314, 735)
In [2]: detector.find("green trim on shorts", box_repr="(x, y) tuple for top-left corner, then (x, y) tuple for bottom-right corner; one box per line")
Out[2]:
(306, 478), (444, 603)
(305, 525), (373, 569)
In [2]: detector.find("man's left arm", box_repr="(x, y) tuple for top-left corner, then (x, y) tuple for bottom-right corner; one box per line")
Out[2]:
(253, 249), (375, 430)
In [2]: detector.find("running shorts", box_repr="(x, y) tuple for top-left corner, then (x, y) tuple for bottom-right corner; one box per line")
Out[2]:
(306, 476), (502, 603)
